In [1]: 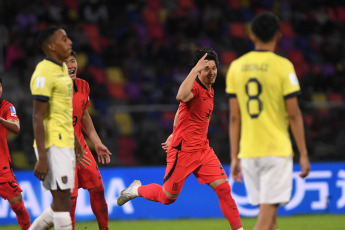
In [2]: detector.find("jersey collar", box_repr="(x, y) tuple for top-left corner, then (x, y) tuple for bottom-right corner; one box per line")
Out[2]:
(196, 77), (209, 91)
(45, 58), (63, 67)
(254, 49), (271, 52)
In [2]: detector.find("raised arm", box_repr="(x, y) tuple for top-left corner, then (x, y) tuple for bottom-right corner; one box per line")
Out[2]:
(81, 109), (111, 164)
(176, 53), (208, 103)
(285, 97), (310, 178)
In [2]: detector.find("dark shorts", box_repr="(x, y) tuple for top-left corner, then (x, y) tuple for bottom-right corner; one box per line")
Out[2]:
(163, 145), (227, 194)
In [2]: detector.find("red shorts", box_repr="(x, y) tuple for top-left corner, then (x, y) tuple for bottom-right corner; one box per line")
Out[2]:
(72, 150), (103, 197)
(0, 172), (22, 200)
(163, 145), (227, 194)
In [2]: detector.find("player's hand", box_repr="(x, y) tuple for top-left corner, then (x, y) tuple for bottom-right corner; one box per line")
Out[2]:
(75, 143), (90, 168)
(161, 134), (172, 152)
(194, 53), (209, 74)
(230, 158), (243, 183)
(77, 153), (91, 169)
(95, 143), (111, 164)
(299, 154), (310, 178)
(34, 158), (49, 181)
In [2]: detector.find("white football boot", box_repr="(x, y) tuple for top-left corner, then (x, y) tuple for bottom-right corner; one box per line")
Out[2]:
(117, 180), (142, 206)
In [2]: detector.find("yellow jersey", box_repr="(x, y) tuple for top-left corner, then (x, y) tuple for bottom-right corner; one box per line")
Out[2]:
(30, 58), (74, 148)
(226, 51), (301, 158)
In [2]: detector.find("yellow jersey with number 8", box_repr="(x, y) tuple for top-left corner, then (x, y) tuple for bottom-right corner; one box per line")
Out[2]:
(30, 59), (74, 149)
(226, 51), (301, 158)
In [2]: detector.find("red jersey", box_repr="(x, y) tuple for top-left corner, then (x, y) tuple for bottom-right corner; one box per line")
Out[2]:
(170, 78), (214, 152)
(0, 99), (19, 181)
(72, 78), (91, 151)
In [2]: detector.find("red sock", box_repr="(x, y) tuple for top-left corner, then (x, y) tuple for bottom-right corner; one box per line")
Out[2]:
(70, 198), (77, 230)
(10, 201), (31, 230)
(214, 182), (242, 230)
(138, 183), (176, 205)
(90, 185), (109, 230)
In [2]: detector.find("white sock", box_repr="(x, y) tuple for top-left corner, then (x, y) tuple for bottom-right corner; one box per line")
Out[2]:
(29, 206), (54, 230)
(237, 228), (244, 230)
(53, 212), (72, 230)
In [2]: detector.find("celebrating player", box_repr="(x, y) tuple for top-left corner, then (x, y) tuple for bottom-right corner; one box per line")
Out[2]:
(64, 50), (111, 230)
(0, 78), (31, 230)
(227, 12), (310, 230)
(117, 47), (243, 230)
(29, 26), (85, 230)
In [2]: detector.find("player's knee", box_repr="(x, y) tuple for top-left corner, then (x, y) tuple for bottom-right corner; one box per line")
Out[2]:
(160, 192), (177, 205)
(162, 196), (177, 205)
(214, 182), (231, 197)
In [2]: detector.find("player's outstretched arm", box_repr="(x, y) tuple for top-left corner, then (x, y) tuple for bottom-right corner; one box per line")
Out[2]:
(285, 97), (310, 178)
(81, 109), (111, 164)
(0, 117), (20, 134)
(229, 97), (243, 183)
(176, 53), (209, 103)
(32, 100), (49, 181)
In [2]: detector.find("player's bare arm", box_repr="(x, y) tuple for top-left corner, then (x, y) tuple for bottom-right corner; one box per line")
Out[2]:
(32, 100), (49, 181)
(161, 108), (179, 152)
(74, 132), (90, 168)
(176, 53), (209, 103)
(229, 97), (243, 183)
(0, 117), (20, 134)
(81, 109), (111, 164)
(285, 97), (310, 178)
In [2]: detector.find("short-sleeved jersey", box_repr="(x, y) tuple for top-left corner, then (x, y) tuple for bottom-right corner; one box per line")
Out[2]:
(72, 78), (91, 151)
(30, 58), (74, 148)
(0, 99), (19, 180)
(170, 78), (214, 152)
(226, 51), (301, 158)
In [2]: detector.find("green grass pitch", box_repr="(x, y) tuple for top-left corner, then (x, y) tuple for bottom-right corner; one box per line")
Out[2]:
(0, 215), (343, 229)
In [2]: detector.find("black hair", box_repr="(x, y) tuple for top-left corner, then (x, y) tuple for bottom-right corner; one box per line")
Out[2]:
(70, 50), (76, 57)
(0, 78), (2, 85)
(192, 47), (219, 67)
(251, 12), (280, 43)
(37, 26), (60, 49)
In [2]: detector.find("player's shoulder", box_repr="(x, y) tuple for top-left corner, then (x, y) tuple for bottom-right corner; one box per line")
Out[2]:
(271, 53), (293, 66)
(0, 99), (12, 108)
(74, 77), (90, 93)
(32, 59), (55, 79)
(230, 52), (253, 67)
(0, 99), (15, 114)
(35, 59), (53, 70)
(75, 77), (90, 88)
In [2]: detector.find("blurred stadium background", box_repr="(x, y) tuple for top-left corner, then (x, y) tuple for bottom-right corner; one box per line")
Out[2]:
(1, 0), (345, 227)
(2, 0), (345, 168)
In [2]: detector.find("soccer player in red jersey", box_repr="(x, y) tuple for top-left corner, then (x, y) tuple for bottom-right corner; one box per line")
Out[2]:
(0, 78), (31, 230)
(117, 47), (243, 230)
(64, 51), (111, 230)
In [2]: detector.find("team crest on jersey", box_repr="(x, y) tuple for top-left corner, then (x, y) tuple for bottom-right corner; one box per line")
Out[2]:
(9, 106), (17, 117)
(61, 176), (68, 184)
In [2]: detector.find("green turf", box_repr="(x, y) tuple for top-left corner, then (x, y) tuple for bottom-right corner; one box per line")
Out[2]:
(1, 215), (344, 229)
